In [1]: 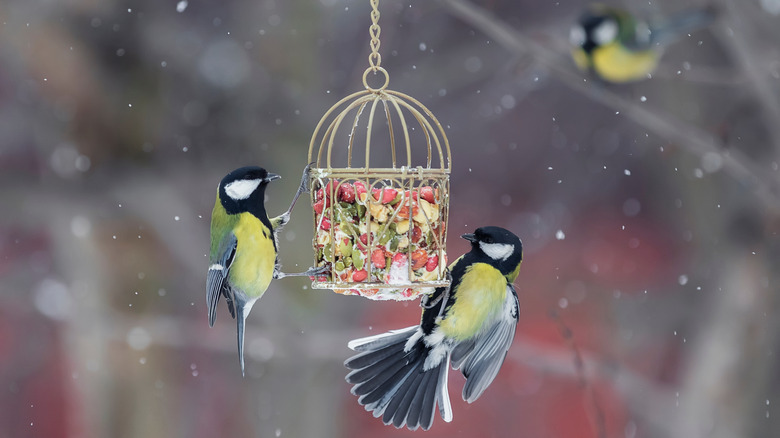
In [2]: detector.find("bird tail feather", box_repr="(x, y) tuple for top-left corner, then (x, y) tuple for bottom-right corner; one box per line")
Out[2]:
(345, 327), (452, 430)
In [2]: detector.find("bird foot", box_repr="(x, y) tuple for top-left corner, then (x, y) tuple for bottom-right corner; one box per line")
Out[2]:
(274, 265), (328, 279)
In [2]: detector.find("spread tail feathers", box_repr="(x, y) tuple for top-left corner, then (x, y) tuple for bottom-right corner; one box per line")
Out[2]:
(345, 327), (453, 430)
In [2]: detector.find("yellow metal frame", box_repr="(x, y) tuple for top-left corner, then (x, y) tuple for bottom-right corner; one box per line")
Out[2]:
(306, 0), (452, 298)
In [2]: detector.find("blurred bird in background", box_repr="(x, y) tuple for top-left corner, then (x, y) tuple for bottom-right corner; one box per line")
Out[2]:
(207, 164), (324, 375)
(344, 226), (523, 430)
(569, 3), (718, 82)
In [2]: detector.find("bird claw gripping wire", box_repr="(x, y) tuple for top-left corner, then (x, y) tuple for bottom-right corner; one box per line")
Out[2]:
(420, 269), (452, 317)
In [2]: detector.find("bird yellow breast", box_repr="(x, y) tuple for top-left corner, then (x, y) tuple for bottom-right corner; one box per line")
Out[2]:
(439, 263), (507, 341)
(571, 48), (590, 72)
(229, 212), (276, 298)
(592, 42), (659, 83)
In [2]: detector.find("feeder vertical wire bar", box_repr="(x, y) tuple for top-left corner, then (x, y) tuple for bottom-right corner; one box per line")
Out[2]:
(328, 180), (336, 273)
(441, 178), (450, 277)
(347, 100), (370, 169)
(394, 98), (445, 172)
(409, 177), (417, 282)
(420, 176), (445, 262)
(326, 95), (373, 169)
(431, 179), (449, 278)
(407, 178), (413, 283)
(322, 119), (339, 170)
(366, 179), (376, 282)
(308, 90), (370, 166)
(395, 94), (444, 171)
(385, 97), (413, 168)
(406, 107), (433, 169)
(364, 97), (381, 171)
(382, 100), (398, 169)
(388, 90), (451, 171)
(375, 185), (396, 259)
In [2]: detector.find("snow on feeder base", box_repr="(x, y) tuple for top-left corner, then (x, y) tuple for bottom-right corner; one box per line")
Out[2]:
(308, 71), (452, 300)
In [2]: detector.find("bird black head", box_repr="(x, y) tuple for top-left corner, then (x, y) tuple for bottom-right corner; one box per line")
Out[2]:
(570, 6), (620, 53)
(218, 166), (280, 214)
(461, 226), (523, 274)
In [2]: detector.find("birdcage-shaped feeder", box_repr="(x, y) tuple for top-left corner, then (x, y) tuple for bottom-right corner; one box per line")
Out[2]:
(308, 66), (452, 300)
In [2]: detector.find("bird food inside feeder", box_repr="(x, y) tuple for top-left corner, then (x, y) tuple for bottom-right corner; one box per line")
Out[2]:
(311, 177), (447, 300)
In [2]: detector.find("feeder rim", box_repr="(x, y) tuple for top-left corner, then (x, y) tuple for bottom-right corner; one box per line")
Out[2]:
(310, 280), (451, 290)
(311, 167), (450, 178)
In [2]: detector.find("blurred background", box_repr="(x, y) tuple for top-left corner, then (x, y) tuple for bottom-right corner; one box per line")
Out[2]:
(2, 0), (780, 437)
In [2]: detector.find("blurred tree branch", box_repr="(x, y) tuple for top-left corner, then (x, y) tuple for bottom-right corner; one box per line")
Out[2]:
(714, 0), (780, 155)
(436, 0), (780, 213)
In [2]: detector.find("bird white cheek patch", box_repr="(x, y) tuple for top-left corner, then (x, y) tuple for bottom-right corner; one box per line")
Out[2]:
(569, 25), (586, 46)
(593, 20), (618, 45)
(225, 179), (262, 200)
(479, 242), (514, 261)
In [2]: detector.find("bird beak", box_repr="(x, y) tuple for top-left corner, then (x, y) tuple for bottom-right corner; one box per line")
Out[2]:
(265, 173), (281, 182)
(461, 233), (477, 243)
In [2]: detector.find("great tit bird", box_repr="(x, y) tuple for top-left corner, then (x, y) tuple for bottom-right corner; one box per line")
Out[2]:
(344, 226), (523, 430)
(569, 4), (717, 83)
(207, 164), (323, 375)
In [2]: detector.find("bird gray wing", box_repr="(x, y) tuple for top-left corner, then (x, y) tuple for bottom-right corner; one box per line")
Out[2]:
(649, 6), (717, 47)
(206, 233), (237, 327)
(457, 284), (519, 403)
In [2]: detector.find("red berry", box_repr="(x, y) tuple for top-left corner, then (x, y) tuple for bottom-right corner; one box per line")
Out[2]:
(411, 226), (423, 243)
(313, 199), (325, 215)
(392, 253), (407, 265)
(354, 181), (367, 198)
(372, 187), (398, 204)
(420, 186), (435, 204)
(425, 254), (439, 272)
(325, 180), (339, 199)
(382, 188), (398, 204)
(396, 204), (419, 220)
(338, 183), (356, 203)
(352, 269), (368, 282)
(320, 216), (331, 231)
(360, 288), (379, 297)
(411, 249), (428, 270)
(371, 249), (386, 269)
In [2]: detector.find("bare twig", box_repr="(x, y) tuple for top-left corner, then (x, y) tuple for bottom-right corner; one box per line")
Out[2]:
(713, 0), (780, 154)
(437, 0), (780, 212)
(549, 310), (607, 438)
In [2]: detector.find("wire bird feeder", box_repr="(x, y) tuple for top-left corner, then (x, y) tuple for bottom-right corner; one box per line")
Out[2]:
(308, 0), (452, 300)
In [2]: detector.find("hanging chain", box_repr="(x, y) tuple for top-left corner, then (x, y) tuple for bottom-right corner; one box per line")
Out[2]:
(367, 0), (381, 71)
(362, 0), (389, 92)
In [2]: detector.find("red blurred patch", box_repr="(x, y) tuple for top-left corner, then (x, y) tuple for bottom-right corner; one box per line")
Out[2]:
(576, 212), (681, 292)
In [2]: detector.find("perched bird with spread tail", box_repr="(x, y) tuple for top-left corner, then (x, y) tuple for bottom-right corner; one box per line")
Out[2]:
(344, 226), (523, 430)
(207, 164), (324, 375)
(570, 3), (717, 83)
